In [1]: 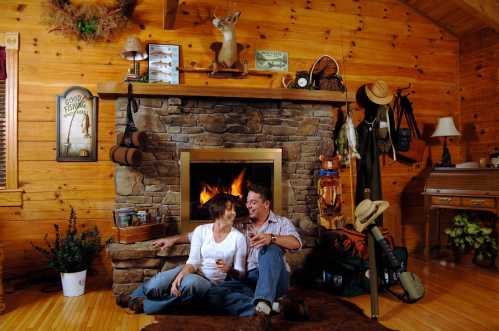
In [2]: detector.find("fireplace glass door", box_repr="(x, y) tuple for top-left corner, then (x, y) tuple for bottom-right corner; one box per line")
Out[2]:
(180, 149), (281, 233)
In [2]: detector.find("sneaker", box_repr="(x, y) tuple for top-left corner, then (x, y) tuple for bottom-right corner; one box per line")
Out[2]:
(115, 293), (130, 308)
(280, 295), (309, 321)
(128, 297), (144, 314)
(255, 300), (272, 315)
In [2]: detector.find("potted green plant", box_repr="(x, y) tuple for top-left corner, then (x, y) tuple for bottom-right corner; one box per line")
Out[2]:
(444, 214), (497, 266)
(32, 208), (104, 296)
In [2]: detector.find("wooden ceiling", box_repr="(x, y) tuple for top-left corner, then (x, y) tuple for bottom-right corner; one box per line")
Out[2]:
(400, 0), (499, 37)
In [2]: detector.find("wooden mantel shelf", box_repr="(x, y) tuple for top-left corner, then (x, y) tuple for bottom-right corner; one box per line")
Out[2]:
(97, 81), (355, 103)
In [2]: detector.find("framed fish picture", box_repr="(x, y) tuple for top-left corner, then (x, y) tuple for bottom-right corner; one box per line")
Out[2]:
(148, 44), (180, 84)
(56, 86), (98, 162)
(255, 50), (288, 72)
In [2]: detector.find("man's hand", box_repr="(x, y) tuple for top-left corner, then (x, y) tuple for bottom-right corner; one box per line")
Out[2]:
(249, 233), (272, 248)
(170, 272), (185, 297)
(152, 236), (177, 251)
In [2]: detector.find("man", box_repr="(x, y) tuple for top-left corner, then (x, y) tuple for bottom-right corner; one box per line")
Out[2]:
(154, 184), (302, 316)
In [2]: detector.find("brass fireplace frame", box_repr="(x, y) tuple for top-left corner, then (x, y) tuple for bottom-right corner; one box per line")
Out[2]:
(180, 148), (282, 233)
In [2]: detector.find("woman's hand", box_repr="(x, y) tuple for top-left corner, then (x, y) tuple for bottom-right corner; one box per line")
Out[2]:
(215, 259), (232, 273)
(170, 272), (185, 297)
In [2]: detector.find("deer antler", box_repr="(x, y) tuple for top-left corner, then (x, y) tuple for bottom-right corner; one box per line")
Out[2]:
(212, 6), (218, 19)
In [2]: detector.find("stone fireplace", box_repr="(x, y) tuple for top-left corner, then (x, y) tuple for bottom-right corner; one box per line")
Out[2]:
(114, 96), (340, 234)
(110, 94), (341, 295)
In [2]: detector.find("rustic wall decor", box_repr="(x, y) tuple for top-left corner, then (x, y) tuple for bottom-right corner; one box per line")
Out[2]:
(56, 86), (98, 162)
(45, 0), (137, 41)
(148, 44), (180, 84)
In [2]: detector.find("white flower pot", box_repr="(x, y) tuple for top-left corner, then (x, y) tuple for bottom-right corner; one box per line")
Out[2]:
(60, 270), (87, 297)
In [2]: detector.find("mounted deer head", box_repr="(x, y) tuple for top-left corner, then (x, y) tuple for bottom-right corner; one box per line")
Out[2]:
(212, 10), (241, 68)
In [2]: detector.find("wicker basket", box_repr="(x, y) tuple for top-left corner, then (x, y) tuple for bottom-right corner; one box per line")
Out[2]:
(112, 223), (167, 244)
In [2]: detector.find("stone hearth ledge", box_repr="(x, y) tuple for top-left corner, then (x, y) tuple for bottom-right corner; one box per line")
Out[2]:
(108, 239), (315, 296)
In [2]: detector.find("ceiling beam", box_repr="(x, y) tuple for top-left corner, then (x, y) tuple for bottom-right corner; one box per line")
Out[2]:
(163, 0), (179, 30)
(450, 0), (499, 32)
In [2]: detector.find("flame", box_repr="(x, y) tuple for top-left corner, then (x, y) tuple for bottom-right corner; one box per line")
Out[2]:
(231, 169), (245, 199)
(199, 169), (246, 205)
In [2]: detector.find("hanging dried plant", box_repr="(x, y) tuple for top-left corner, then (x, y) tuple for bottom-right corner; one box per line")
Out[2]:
(44, 0), (137, 41)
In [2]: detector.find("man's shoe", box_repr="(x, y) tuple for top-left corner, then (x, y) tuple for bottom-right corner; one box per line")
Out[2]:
(115, 293), (130, 308)
(280, 295), (309, 321)
(255, 300), (272, 315)
(128, 297), (144, 314)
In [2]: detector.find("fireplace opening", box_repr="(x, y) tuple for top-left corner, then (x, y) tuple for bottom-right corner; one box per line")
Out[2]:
(190, 162), (273, 221)
(180, 148), (282, 233)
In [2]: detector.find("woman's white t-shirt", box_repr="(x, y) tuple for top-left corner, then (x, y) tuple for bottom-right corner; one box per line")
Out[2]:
(186, 223), (247, 285)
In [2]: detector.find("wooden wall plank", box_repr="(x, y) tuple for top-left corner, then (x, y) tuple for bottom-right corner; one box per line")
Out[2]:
(0, 0), (462, 277)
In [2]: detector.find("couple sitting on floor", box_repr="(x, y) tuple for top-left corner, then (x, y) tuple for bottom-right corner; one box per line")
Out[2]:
(117, 184), (303, 318)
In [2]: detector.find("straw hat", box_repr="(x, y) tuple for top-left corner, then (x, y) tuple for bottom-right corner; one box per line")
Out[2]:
(354, 199), (390, 232)
(364, 80), (393, 105)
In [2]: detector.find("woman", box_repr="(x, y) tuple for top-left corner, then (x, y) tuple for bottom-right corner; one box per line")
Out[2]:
(119, 194), (247, 314)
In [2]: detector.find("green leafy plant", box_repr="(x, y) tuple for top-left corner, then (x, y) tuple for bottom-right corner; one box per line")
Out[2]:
(445, 214), (497, 262)
(31, 208), (104, 273)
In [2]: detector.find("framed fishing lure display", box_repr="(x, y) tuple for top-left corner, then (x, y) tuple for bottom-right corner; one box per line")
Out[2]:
(56, 86), (98, 162)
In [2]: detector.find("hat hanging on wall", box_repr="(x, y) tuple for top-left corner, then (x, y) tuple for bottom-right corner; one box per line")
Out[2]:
(364, 80), (393, 105)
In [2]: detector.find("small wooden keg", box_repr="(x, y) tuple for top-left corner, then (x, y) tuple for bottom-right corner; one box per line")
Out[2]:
(109, 145), (142, 166)
(117, 131), (147, 149)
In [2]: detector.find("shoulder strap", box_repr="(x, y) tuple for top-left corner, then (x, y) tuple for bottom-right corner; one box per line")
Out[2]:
(124, 83), (139, 146)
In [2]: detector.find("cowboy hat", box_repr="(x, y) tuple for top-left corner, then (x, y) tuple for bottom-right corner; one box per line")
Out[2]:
(364, 80), (393, 105)
(354, 199), (390, 232)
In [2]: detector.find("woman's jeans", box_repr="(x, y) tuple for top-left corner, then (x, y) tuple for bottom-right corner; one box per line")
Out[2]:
(205, 244), (289, 317)
(130, 265), (212, 314)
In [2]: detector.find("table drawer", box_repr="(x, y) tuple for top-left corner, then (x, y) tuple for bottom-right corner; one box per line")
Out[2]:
(431, 196), (461, 206)
(462, 197), (496, 209)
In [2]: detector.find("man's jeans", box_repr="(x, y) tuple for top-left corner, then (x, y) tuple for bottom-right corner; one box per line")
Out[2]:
(130, 265), (212, 314)
(205, 244), (289, 317)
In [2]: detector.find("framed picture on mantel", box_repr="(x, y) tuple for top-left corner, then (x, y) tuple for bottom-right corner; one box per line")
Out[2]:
(148, 43), (180, 84)
(56, 86), (98, 162)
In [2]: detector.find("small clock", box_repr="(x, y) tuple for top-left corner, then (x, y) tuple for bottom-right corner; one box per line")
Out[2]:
(295, 71), (310, 89)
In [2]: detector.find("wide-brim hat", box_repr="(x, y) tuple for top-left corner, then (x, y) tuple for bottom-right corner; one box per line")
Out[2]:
(354, 199), (390, 232)
(364, 80), (393, 105)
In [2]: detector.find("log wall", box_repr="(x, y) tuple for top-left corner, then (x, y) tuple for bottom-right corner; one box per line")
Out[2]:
(459, 28), (499, 162)
(0, 0), (460, 277)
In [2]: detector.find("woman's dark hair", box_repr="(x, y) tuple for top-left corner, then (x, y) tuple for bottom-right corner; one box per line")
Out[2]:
(208, 194), (235, 220)
(248, 183), (271, 202)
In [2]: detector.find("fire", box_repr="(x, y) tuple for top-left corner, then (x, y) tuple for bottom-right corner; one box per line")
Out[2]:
(199, 169), (246, 205)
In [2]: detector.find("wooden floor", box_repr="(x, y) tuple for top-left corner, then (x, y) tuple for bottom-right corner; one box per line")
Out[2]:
(0, 257), (498, 331)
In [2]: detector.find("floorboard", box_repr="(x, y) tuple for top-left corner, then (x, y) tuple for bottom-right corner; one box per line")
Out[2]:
(0, 256), (497, 330)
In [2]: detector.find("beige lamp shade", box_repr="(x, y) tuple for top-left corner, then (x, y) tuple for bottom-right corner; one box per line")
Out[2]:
(432, 116), (460, 137)
(121, 36), (148, 61)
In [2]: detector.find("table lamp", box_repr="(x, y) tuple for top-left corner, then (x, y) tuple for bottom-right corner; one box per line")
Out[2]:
(121, 36), (148, 81)
(431, 116), (460, 167)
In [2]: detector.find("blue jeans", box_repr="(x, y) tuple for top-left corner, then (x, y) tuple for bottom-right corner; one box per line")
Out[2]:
(130, 265), (212, 314)
(205, 244), (289, 317)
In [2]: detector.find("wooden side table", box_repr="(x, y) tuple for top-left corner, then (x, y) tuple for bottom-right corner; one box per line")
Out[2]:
(422, 168), (499, 258)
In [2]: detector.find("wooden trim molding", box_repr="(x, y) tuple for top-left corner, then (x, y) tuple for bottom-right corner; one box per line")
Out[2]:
(97, 81), (355, 103)
(0, 32), (21, 206)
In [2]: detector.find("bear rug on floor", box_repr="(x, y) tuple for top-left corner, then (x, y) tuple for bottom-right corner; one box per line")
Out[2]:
(141, 288), (396, 331)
